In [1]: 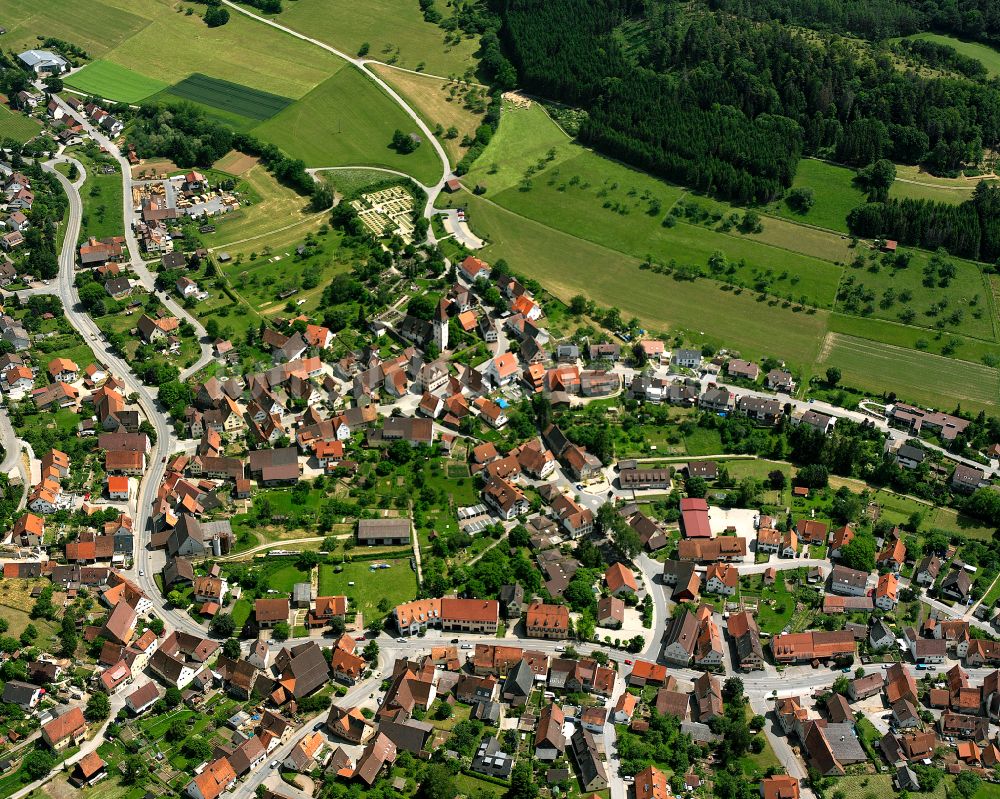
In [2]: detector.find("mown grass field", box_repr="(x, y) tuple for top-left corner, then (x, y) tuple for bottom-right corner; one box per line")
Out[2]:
(272, 0), (481, 76)
(64, 59), (168, 102)
(317, 559), (417, 623)
(98, 0), (347, 97)
(1, 0), (150, 56)
(442, 190), (830, 367)
(765, 158), (866, 234)
(253, 67), (443, 184)
(373, 65), (485, 167)
(904, 32), (1000, 77)
(200, 164), (322, 249)
(816, 332), (1000, 413)
(0, 105), (42, 144)
(829, 312), (1000, 365)
(75, 150), (125, 241)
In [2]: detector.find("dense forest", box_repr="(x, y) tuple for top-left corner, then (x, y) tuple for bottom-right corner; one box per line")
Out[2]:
(491, 0), (1000, 249)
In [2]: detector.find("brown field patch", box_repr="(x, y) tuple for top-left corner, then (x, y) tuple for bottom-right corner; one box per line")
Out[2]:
(215, 150), (260, 175)
(131, 157), (179, 180)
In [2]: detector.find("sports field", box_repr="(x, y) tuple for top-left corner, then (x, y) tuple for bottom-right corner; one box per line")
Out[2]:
(764, 158), (866, 234)
(253, 67), (444, 184)
(274, 0), (480, 76)
(816, 332), (999, 413)
(64, 60), (168, 103)
(0, 105), (42, 144)
(373, 65), (486, 167)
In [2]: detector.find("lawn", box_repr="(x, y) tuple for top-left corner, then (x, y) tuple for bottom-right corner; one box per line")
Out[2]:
(0, 105), (42, 144)
(200, 164), (322, 249)
(98, 0), (346, 98)
(454, 774), (507, 798)
(271, 0), (481, 76)
(764, 158), (866, 234)
(75, 149), (125, 241)
(0, 0), (150, 57)
(903, 32), (1000, 78)
(230, 598), (252, 630)
(816, 332), (1000, 414)
(267, 564), (310, 593)
(252, 67), (444, 184)
(64, 59), (168, 102)
(372, 65), (486, 168)
(317, 559), (417, 623)
(439, 189), (831, 371)
(836, 774), (949, 799)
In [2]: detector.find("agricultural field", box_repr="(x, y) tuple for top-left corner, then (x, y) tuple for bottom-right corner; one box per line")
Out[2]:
(317, 558), (417, 623)
(320, 167), (408, 196)
(63, 60), (168, 103)
(903, 32), (1000, 78)
(271, 0), (481, 76)
(764, 158), (866, 234)
(0, 105), (42, 144)
(439, 190), (830, 368)
(96, 0), (347, 97)
(253, 67), (443, 184)
(200, 164), (324, 249)
(815, 332), (1000, 414)
(828, 313), (1000, 365)
(373, 65), (486, 167)
(0, 0), (150, 56)
(146, 73), (294, 131)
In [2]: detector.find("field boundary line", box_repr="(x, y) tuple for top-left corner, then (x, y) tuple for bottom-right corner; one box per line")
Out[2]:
(205, 208), (329, 251)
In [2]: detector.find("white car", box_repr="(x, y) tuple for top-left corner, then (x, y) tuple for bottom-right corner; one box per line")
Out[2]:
(138, 570), (144, 576)
(396, 637), (406, 643)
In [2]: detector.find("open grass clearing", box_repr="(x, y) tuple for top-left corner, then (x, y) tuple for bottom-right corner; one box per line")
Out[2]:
(271, 0), (481, 77)
(73, 148), (125, 241)
(0, 106), (42, 144)
(100, 0), (345, 98)
(816, 332), (999, 413)
(64, 59), (168, 103)
(253, 67), (443, 184)
(215, 150), (260, 175)
(200, 164), (318, 248)
(836, 774), (948, 799)
(440, 190), (830, 370)
(317, 558), (417, 622)
(764, 158), (866, 234)
(903, 32), (1000, 78)
(0, 0), (150, 57)
(373, 65), (485, 168)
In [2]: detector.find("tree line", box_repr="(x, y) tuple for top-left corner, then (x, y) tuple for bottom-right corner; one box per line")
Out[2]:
(492, 0), (1000, 204)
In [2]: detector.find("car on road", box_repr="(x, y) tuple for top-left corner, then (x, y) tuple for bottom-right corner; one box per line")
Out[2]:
(624, 659), (633, 665)
(461, 644), (472, 650)
(396, 637), (406, 643)
(555, 646), (565, 652)
(162, 456), (166, 463)
(841, 667), (850, 673)
(450, 639), (459, 644)
(270, 761), (279, 769)
(138, 570), (144, 576)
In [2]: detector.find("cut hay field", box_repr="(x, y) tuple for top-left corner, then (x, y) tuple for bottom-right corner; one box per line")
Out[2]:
(271, 0), (481, 76)
(214, 151), (260, 176)
(373, 65), (486, 167)
(816, 332), (999, 413)
(0, 0), (150, 56)
(64, 60), (167, 103)
(829, 312), (1000, 365)
(0, 106), (42, 144)
(253, 67), (443, 184)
